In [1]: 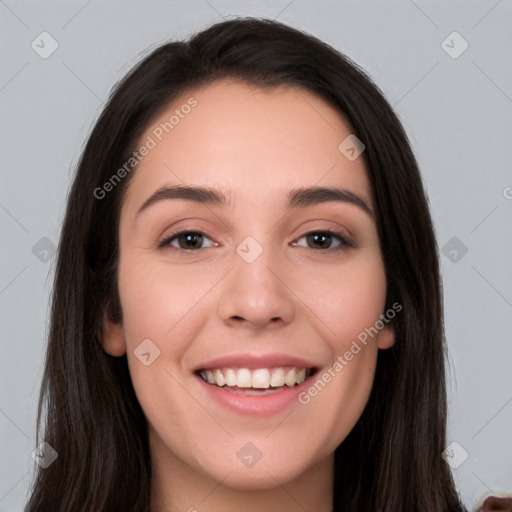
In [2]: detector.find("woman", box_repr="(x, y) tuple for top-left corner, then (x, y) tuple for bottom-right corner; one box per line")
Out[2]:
(25, 17), (468, 511)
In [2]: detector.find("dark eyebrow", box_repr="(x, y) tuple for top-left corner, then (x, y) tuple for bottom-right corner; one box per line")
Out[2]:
(136, 185), (230, 217)
(136, 184), (373, 219)
(287, 186), (373, 218)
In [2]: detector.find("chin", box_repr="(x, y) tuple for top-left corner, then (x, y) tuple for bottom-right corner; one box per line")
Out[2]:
(204, 462), (306, 491)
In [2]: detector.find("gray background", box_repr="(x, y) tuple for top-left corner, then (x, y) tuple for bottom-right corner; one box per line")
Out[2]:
(1, 1), (511, 510)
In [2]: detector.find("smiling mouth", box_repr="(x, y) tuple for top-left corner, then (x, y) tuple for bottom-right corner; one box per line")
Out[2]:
(196, 366), (317, 392)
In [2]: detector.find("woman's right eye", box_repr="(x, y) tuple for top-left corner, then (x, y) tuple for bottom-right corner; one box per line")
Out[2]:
(158, 230), (216, 251)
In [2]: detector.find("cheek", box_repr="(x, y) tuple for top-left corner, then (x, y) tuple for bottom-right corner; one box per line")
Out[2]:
(293, 252), (385, 423)
(117, 257), (213, 439)
(117, 255), (207, 347)
(117, 254), (217, 400)
(297, 252), (387, 353)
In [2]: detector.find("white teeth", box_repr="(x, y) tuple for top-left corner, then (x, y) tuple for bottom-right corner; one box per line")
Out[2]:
(224, 368), (237, 386)
(199, 367), (311, 389)
(284, 368), (296, 387)
(270, 368), (285, 387)
(252, 369), (271, 389)
(213, 369), (226, 387)
(236, 368), (252, 388)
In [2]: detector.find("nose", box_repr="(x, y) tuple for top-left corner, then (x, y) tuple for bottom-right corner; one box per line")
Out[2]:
(216, 242), (296, 331)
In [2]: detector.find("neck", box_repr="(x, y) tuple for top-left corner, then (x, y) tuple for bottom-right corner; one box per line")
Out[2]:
(149, 433), (334, 512)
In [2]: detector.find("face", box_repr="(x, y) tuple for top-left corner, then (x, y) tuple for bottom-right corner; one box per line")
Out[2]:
(102, 79), (395, 490)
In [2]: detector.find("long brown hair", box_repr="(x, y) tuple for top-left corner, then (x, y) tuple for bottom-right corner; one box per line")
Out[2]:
(26, 17), (467, 511)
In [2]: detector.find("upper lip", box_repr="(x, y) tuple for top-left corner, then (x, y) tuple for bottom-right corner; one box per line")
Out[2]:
(193, 352), (319, 372)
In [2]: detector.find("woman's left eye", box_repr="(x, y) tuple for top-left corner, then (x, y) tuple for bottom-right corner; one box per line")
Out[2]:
(294, 230), (354, 252)
(158, 229), (354, 252)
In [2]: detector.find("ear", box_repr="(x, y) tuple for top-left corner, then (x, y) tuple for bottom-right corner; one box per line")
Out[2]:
(377, 321), (395, 350)
(99, 311), (126, 357)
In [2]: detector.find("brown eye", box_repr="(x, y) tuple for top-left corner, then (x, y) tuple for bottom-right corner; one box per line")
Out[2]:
(295, 230), (354, 252)
(307, 232), (335, 249)
(177, 232), (203, 249)
(158, 231), (214, 250)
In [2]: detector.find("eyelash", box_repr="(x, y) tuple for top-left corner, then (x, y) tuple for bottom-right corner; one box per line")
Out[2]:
(157, 228), (355, 254)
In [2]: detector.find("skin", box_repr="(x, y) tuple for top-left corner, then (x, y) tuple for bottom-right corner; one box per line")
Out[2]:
(102, 79), (395, 512)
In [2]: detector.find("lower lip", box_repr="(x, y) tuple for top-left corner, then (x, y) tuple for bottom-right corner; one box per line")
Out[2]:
(195, 374), (312, 417)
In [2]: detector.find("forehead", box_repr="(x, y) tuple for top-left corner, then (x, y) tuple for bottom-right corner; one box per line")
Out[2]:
(122, 79), (371, 213)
